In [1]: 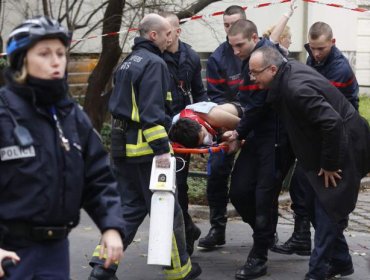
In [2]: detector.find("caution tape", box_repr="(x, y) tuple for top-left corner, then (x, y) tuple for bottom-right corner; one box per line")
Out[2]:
(302, 0), (370, 13)
(178, 0), (291, 23)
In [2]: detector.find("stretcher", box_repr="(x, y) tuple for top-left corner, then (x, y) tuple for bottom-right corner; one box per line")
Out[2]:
(171, 142), (229, 154)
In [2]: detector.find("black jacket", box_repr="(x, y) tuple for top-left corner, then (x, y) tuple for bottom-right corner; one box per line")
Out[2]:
(236, 38), (283, 138)
(0, 79), (123, 232)
(164, 40), (208, 115)
(267, 60), (370, 221)
(109, 37), (172, 162)
(206, 40), (242, 104)
(305, 44), (359, 110)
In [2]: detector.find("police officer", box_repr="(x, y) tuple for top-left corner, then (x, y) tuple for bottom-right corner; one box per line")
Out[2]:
(225, 19), (294, 280)
(0, 16), (124, 279)
(161, 12), (208, 256)
(272, 22), (360, 266)
(198, 5), (245, 250)
(88, 14), (201, 280)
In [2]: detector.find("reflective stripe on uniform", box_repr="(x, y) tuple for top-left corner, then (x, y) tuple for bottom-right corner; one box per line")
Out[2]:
(126, 142), (153, 157)
(143, 125), (167, 143)
(163, 235), (192, 280)
(90, 245), (119, 267)
(167, 91), (172, 101)
(131, 83), (140, 122)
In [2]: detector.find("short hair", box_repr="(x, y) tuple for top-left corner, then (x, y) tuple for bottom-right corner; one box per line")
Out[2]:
(159, 11), (179, 28)
(252, 46), (286, 68)
(138, 13), (165, 37)
(168, 118), (201, 148)
(228, 19), (258, 40)
(308, 21), (333, 41)
(224, 5), (246, 20)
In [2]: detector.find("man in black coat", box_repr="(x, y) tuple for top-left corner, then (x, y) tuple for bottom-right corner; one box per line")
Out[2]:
(246, 45), (370, 280)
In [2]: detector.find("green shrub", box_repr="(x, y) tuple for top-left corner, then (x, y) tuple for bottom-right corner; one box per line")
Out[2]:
(360, 95), (370, 123)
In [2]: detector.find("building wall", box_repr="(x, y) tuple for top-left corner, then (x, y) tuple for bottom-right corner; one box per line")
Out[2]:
(356, 13), (370, 94)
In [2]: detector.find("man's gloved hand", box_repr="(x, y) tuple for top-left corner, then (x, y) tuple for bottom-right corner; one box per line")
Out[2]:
(154, 153), (171, 168)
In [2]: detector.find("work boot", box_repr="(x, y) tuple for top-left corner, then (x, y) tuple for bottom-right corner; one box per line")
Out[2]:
(183, 262), (202, 280)
(88, 265), (118, 280)
(186, 223), (201, 256)
(326, 262), (354, 279)
(235, 258), (267, 280)
(198, 207), (226, 249)
(270, 215), (311, 256)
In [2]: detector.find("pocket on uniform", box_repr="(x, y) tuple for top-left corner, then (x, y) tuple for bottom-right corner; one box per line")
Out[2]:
(111, 128), (126, 158)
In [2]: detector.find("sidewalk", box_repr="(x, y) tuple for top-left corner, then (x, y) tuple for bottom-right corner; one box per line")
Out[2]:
(69, 189), (370, 280)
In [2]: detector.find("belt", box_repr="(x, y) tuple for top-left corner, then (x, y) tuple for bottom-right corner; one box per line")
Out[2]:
(0, 222), (71, 242)
(112, 117), (141, 130)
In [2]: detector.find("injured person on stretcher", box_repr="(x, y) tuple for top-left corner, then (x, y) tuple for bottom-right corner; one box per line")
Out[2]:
(169, 101), (242, 148)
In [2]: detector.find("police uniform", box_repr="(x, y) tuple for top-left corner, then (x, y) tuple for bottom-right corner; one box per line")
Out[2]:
(198, 40), (242, 248)
(89, 37), (194, 280)
(0, 71), (124, 279)
(230, 38), (294, 278)
(164, 40), (208, 255)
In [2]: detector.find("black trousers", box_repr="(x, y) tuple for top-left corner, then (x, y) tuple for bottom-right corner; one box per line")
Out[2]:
(206, 152), (235, 209)
(175, 153), (193, 231)
(89, 158), (190, 274)
(303, 177), (351, 279)
(229, 135), (293, 259)
(289, 163), (311, 218)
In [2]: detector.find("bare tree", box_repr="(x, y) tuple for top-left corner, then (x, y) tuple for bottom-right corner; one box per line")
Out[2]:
(84, 0), (221, 131)
(83, 0), (125, 131)
(42, 0), (50, 17)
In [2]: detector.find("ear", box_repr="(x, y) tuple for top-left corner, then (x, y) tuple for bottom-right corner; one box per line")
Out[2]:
(271, 65), (278, 75)
(252, 33), (258, 42)
(177, 27), (182, 37)
(149, 30), (157, 42)
(331, 38), (336, 45)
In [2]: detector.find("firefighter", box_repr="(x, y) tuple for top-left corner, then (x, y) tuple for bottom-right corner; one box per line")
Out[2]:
(88, 13), (201, 280)
(225, 19), (295, 280)
(198, 5), (245, 250)
(0, 16), (124, 279)
(161, 12), (209, 256)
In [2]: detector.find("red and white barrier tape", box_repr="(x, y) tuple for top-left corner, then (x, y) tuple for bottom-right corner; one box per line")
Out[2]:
(302, 0), (370, 13)
(178, 0), (291, 23)
(1, 0), (369, 57)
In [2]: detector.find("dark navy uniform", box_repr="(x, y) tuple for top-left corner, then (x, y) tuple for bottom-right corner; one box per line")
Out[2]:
(90, 37), (193, 279)
(230, 38), (294, 264)
(198, 40), (242, 248)
(164, 40), (207, 255)
(206, 40), (242, 104)
(0, 72), (124, 279)
(164, 40), (208, 115)
(306, 44), (359, 110)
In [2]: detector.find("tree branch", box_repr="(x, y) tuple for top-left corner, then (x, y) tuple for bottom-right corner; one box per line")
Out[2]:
(176, 0), (222, 20)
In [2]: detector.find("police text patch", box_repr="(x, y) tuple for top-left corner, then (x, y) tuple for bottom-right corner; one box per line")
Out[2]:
(0, 145), (36, 161)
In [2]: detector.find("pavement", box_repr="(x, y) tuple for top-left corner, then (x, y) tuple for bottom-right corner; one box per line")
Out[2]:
(69, 186), (370, 280)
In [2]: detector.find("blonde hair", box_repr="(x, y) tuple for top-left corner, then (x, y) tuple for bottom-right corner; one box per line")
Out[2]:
(263, 25), (291, 42)
(13, 57), (28, 84)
